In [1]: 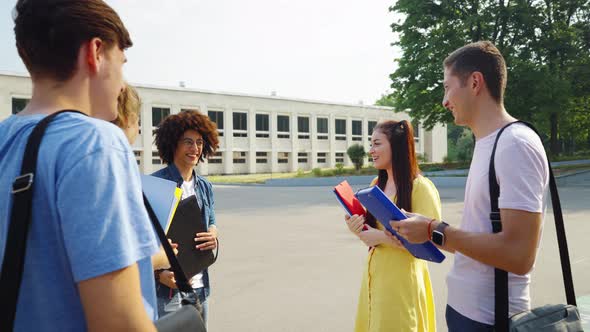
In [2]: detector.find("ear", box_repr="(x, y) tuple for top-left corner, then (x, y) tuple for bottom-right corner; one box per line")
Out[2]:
(84, 38), (105, 75)
(470, 71), (485, 96)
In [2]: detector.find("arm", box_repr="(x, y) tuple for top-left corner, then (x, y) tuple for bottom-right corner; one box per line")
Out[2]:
(346, 214), (403, 248)
(78, 264), (156, 332)
(394, 208), (542, 275)
(195, 181), (218, 250)
(151, 239), (178, 270)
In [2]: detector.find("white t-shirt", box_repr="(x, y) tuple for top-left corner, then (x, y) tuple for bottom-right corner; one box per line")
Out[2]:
(181, 178), (205, 289)
(446, 123), (549, 325)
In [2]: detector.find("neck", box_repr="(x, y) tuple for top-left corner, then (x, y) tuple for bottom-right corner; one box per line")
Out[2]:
(469, 99), (516, 139)
(176, 163), (194, 182)
(18, 76), (91, 116)
(386, 168), (395, 186)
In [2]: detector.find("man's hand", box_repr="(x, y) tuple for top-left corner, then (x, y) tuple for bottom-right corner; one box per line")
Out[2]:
(390, 210), (432, 244)
(195, 227), (217, 251)
(358, 225), (405, 249)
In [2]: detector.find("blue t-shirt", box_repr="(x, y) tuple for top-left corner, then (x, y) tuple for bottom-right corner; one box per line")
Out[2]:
(0, 113), (160, 331)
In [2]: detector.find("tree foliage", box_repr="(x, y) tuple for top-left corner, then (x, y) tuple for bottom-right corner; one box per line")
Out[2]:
(347, 144), (366, 171)
(388, 0), (590, 155)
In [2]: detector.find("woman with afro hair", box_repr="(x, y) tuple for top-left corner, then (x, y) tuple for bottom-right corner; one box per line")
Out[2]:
(151, 109), (220, 325)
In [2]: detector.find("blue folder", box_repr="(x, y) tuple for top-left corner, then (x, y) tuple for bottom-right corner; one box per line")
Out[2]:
(355, 186), (446, 263)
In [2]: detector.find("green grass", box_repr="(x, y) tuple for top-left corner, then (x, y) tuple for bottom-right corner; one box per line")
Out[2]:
(207, 172), (299, 184)
(207, 160), (590, 184)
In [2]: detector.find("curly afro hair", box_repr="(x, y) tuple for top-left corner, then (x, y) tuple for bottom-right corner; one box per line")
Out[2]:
(154, 109), (220, 165)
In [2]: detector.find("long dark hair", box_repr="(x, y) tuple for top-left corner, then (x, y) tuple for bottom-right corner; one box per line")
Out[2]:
(365, 120), (420, 228)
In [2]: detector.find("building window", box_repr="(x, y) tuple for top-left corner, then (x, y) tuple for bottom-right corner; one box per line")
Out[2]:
(277, 115), (290, 139)
(335, 119), (346, 141)
(208, 151), (223, 164)
(317, 152), (327, 164)
(352, 120), (362, 141)
(298, 152), (308, 163)
(278, 152), (289, 164)
(233, 151), (246, 164)
(152, 151), (161, 165)
(233, 112), (248, 137)
(317, 117), (328, 140)
(368, 120), (377, 141)
(181, 107), (200, 113)
(412, 119), (420, 143)
(336, 152), (345, 164)
(152, 107), (170, 128)
(133, 150), (141, 166)
(208, 110), (224, 136)
(256, 114), (270, 138)
(12, 97), (29, 114)
(256, 151), (268, 164)
(297, 116), (310, 139)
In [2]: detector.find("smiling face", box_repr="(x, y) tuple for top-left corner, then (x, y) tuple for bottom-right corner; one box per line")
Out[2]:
(442, 66), (474, 126)
(173, 129), (204, 169)
(369, 129), (392, 171)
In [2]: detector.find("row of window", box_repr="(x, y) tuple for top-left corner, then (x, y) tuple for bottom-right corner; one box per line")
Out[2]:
(10, 98), (418, 142)
(148, 104), (381, 140)
(137, 150), (346, 166)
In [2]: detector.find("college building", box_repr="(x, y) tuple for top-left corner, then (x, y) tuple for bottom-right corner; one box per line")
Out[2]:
(0, 71), (447, 175)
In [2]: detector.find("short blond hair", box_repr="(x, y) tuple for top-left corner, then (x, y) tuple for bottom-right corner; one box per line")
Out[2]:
(113, 83), (141, 128)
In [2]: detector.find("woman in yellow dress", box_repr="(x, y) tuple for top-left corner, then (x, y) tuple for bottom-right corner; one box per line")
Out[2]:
(345, 120), (441, 332)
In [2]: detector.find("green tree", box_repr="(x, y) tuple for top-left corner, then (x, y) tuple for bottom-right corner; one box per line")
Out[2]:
(388, 0), (590, 155)
(347, 144), (366, 171)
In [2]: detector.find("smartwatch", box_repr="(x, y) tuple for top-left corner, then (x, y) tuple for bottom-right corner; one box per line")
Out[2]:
(431, 221), (449, 246)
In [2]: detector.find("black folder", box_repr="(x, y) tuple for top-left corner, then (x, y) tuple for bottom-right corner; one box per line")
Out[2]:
(167, 195), (215, 280)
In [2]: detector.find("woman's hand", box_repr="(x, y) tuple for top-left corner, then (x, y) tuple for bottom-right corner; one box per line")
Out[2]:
(345, 214), (365, 235)
(195, 226), (218, 251)
(158, 270), (177, 289)
(359, 225), (405, 249)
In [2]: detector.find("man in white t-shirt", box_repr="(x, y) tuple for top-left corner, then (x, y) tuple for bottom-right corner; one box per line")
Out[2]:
(391, 41), (549, 331)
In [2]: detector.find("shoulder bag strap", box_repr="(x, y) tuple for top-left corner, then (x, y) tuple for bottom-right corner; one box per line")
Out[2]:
(490, 120), (576, 331)
(0, 110), (85, 331)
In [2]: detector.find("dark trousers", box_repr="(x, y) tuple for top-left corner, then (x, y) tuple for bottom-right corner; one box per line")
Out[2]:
(446, 305), (494, 332)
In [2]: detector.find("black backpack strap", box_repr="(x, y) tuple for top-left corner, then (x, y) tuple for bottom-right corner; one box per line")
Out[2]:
(490, 120), (576, 331)
(0, 110), (85, 331)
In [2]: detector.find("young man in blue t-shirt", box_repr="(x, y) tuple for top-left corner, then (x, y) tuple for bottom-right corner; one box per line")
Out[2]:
(0, 1), (159, 331)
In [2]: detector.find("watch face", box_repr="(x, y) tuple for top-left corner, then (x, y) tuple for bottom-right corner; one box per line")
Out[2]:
(432, 231), (444, 245)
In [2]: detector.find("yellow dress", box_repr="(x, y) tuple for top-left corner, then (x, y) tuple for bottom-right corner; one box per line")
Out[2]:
(354, 175), (441, 332)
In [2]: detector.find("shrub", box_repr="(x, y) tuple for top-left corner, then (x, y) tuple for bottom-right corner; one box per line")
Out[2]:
(347, 144), (366, 171)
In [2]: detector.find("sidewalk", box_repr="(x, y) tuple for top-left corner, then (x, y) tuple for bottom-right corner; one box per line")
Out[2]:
(252, 159), (590, 188)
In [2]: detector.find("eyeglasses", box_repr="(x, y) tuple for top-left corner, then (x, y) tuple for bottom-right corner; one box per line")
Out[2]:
(180, 138), (205, 148)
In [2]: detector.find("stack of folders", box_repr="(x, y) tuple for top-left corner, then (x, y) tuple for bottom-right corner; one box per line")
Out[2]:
(333, 180), (446, 263)
(333, 180), (367, 230)
(141, 174), (183, 233)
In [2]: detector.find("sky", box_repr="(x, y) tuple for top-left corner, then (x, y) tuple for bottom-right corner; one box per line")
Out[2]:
(0, 0), (403, 105)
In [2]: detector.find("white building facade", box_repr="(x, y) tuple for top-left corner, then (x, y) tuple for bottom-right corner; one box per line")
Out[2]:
(0, 72), (447, 175)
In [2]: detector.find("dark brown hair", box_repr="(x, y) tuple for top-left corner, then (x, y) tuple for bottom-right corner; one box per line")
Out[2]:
(13, 0), (132, 81)
(443, 41), (507, 104)
(154, 110), (220, 165)
(365, 120), (420, 228)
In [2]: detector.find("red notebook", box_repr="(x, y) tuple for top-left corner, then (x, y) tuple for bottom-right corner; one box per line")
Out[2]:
(333, 180), (366, 216)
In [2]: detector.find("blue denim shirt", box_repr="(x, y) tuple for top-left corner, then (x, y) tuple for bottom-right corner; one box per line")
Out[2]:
(152, 164), (216, 295)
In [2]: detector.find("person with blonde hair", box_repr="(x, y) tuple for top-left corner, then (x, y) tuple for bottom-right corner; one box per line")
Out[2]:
(113, 82), (141, 144)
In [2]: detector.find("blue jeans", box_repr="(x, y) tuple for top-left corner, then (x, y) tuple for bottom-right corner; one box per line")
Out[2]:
(156, 285), (209, 324)
(446, 305), (494, 332)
